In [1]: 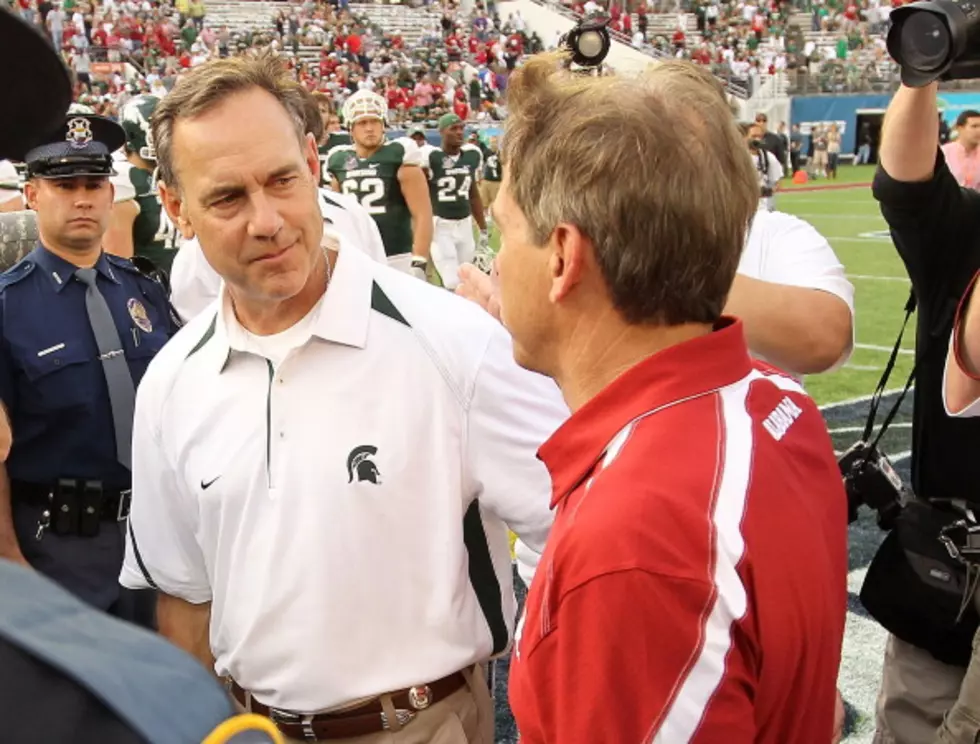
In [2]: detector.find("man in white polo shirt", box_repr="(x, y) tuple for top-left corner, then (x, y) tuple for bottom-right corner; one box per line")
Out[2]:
(119, 55), (566, 744)
(169, 188), (387, 322)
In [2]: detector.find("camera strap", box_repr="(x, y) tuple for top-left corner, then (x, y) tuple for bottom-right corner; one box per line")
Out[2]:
(862, 289), (917, 461)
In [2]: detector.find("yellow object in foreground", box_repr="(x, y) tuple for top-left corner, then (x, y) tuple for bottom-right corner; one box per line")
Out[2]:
(202, 714), (284, 744)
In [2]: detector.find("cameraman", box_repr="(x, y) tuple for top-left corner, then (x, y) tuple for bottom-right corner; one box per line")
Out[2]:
(746, 121), (783, 211)
(871, 81), (980, 744)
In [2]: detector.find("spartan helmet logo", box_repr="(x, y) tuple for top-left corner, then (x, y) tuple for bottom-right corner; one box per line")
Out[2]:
(347, 445), (382, 484)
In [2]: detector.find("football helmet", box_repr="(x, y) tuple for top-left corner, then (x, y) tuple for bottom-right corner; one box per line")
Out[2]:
(120, 95), (160, 162)
(342, 90), (388, 129)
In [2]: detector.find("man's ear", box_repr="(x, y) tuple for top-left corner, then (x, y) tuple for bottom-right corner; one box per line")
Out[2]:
(304, 132), (320, 184)
(23, 180), (38, 211)
(548, 223), (588, 305)
(158, 180), (194, 239)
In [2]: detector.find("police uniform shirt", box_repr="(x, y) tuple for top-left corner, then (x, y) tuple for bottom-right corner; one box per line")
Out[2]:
(169, 189), (388, 323)
(739, 210), (855, 373)
(121, 246), (569, 713)
(0, 246), (174, 609)
(0, 245), (173, 486)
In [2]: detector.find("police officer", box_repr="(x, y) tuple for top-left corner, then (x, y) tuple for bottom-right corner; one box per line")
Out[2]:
(0, 113), (178, 628)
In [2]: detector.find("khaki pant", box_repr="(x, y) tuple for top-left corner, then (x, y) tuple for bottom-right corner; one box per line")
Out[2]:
(234, 665), (494, 744)
(874, 635), (967, 744)
(479, 181), (500, 209)
(936, 626), (980, 744)
(875, 586), (980, 744)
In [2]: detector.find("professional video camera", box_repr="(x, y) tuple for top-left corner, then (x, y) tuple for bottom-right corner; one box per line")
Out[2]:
(887, 0), (980, 86)
(558, 17), (612, 71)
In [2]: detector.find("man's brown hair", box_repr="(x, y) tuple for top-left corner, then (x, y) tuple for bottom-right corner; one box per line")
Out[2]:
(502, 55), (759, 326)
(152, 53), (311, 188)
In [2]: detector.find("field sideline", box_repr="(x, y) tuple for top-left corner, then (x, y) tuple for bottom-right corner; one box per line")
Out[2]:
(489, 165), (907, 743)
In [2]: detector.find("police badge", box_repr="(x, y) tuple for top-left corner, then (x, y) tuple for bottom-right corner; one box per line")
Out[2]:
(127, 297), (153, 333)
(65, 117), (93, 149)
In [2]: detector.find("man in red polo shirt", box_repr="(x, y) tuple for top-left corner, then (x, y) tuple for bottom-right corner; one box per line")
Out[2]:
(493, 54), (848, 744)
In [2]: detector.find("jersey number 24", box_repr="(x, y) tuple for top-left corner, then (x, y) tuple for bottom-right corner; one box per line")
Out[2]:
(437, 175), (471, 203)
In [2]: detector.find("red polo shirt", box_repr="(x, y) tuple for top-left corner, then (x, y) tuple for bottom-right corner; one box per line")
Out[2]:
(508, 319), (847, 744)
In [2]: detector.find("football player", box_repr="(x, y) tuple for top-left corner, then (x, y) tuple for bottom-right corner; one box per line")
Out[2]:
(423, 114), (488, 288)
(326, 90), (432, 278)
(104, 94), (181, 274)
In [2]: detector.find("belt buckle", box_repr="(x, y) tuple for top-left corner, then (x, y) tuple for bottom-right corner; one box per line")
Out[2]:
(269, 709), (315, 742)
(407, 685), (432, 710)
(117, 490), (131, 522)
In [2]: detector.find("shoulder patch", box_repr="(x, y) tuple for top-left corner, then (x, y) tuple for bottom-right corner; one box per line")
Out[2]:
(0, 259), (36, 290)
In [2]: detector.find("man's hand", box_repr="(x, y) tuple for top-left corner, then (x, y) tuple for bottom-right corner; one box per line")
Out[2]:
(456, 262), (501, 321)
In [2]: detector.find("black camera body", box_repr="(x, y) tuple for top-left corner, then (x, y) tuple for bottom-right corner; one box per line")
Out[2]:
(888, 0), (980, 86)
(839, 440), (908, 529)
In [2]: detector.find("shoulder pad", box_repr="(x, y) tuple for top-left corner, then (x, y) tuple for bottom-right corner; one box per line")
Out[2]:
(0, 259), (37, 291)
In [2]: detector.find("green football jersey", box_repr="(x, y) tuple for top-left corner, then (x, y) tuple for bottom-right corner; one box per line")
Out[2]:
(125, 164), (180, 274)
(327, 139), (421, 256)
(318, 132), (352, 187)
(426, 144), (482, 221)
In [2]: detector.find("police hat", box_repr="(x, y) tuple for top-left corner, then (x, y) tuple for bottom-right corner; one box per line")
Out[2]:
(0, 8), (73, 161)
(23, 115), (126, 180)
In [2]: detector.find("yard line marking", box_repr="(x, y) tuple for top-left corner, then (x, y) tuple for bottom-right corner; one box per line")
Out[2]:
(854, 343), (915, 355)
(819, 387), (913, 412)
(828, 423), (912, 435)
(794, 213), (885, 220)
(890, 450), (911, 462)
(827, 236), (892, 242)
(847, 274), (910, 282)
(845, 364), (884, 371)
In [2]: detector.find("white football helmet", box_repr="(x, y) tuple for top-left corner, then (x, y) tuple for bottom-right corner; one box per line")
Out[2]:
(342, 89), (388, 129)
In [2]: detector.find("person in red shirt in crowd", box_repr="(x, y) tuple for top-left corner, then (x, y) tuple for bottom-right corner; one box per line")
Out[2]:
(672, 25), (686, 50)
(390, 30), (404, 49)
(346, 30), (361, 57)
(467, 34), (479, 54)
(453, 94), (469, 121)
(491, 54), (847, 744)
(622, 11), (632, 35)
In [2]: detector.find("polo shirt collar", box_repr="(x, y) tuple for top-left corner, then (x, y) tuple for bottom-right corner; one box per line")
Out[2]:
(538, 318), (753, 508)
(31, 243), (120, 293)
(208, 245), (373, 373)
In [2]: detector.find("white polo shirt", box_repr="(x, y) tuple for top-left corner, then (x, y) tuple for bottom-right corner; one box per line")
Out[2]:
(169, 188), (387, 323)
(121, 246), (568, 713)
(739, 209), (855, 370)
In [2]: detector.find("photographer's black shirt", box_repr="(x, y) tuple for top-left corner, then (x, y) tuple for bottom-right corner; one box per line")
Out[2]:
(873, 151), (980, 502)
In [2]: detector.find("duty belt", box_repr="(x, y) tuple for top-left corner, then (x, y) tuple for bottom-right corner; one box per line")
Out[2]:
(13, 479), (131, 538)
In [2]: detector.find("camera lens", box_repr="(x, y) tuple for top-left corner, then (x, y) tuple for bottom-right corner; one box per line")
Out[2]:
(577, 30), (605, 60)
(899, 11), (953, 71)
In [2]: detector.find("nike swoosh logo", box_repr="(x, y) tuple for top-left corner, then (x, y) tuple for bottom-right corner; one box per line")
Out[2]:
(201, 476), (221, 490)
